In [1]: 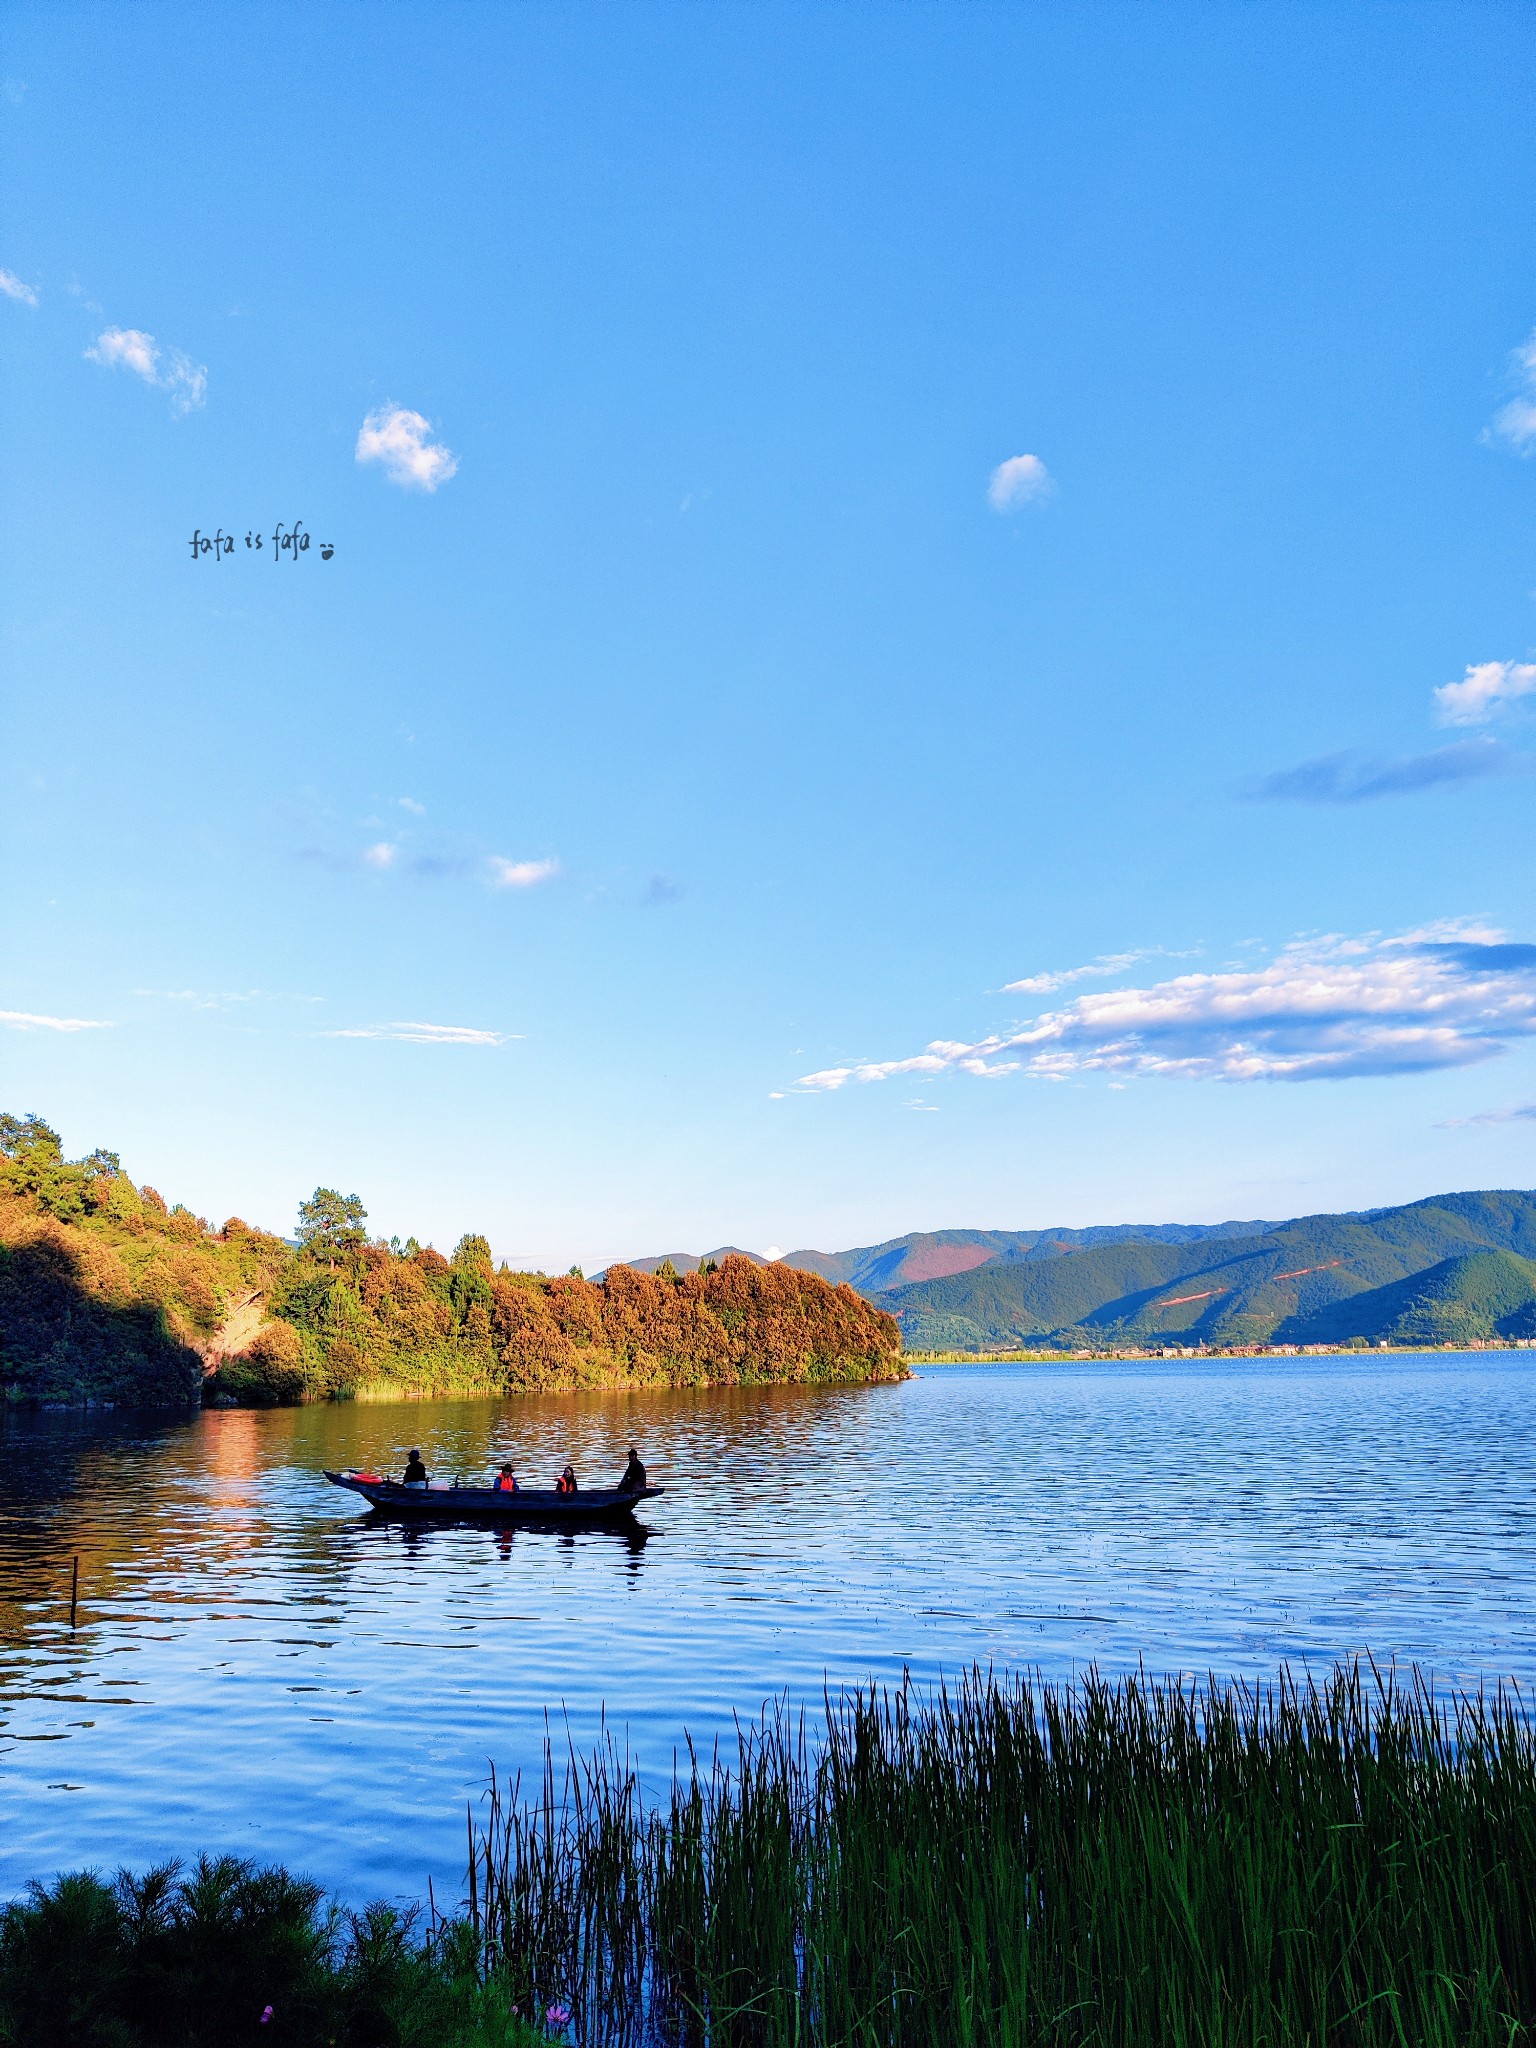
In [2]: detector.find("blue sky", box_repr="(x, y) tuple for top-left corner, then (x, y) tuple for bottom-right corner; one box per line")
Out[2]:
(3, 2), (1535, 1269)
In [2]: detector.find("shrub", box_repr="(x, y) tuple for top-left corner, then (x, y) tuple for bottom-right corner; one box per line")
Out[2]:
(206, 1319), (306, 1405)
(0, 1863), (547, 2048)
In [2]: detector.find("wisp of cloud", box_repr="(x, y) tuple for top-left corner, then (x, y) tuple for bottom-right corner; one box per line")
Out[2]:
(85, 327), (207, 413)
(1489, 327), (1536, 454)
(1, 1008), (111, 1032)
(1246, 738), (1530, 803)
(487, 856), (558, 889)
(324, 1021), (512, 1046)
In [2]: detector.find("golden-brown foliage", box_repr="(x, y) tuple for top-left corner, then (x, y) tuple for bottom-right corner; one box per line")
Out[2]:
(0, 1115), (902, 1405)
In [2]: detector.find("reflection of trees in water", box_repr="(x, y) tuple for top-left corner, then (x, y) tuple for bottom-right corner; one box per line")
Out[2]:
(0, 1406), (358, 1640)
(0, 1376), (890, 1643)
(0, 1406), (202, 1635)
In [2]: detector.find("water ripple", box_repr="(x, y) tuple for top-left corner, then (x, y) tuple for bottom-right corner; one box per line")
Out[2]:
(2, 1355), (1534, 1900)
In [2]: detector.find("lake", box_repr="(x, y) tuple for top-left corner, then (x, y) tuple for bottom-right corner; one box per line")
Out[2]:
(4, 1352), (1535, 1906)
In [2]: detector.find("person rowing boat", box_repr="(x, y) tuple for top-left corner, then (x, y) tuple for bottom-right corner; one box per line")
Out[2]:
(617, 1446), (647, 1495)
(324, 1468), (663, 1520)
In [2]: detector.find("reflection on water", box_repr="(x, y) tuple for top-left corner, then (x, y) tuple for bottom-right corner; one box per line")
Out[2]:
(3, 1355), (1536, 1903)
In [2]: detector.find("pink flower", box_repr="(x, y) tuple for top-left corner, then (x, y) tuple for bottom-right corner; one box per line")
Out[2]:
(546, 2003), (571, 2027)
(260, 2007), (274, 2025)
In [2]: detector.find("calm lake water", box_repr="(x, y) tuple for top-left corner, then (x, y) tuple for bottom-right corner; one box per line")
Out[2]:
(3, 1353), (1535, 1905)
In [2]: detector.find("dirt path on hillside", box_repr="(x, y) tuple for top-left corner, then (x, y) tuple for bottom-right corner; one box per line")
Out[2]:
(203, 1289), (266, 1369)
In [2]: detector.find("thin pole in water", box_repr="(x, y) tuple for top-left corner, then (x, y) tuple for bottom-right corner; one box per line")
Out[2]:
(70, 1556), (79, 1631)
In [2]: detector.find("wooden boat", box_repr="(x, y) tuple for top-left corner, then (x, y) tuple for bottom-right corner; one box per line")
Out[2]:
(323, 1469), (663, 1522)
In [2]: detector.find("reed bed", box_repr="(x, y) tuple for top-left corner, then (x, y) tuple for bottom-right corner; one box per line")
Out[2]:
(470, 1663), (1536, 2047)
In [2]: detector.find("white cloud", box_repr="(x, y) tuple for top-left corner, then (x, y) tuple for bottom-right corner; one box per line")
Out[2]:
(398, 797), (426, 816)
(85, 326), (207, 413)
(987, 453), (1054, 512)
(0, 1008), (110, 1032)
(0, 269), (38, 307)
(355, 404), (458, 491)
(795, 926), (1536, 1091)
(361, 841), (397, 869)
(1490, 328), (1536, 453)
(325, 1021), (515, 1046)
(487, 856), (558, 889)
(764, 1245), (783, 1261)
(1433, 660), (1536, 727)
(1004, 949), (1169, 996)
(87, 326), (158, 378)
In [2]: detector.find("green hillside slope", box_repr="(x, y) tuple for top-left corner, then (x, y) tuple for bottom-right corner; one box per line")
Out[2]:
(880, 1190), (1536, 1351)
(1279, 1250), (1536, 1348)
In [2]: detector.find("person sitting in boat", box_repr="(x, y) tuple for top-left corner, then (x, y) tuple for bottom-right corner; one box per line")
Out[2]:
(555, 1464), (579, 1495)
(402, 1448), (429, 1490)
(495, 1462), (518, 1493)
(617, 1446), (647, 1495)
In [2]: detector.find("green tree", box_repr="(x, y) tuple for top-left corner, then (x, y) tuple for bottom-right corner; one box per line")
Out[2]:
(0, 1113), (63, 1166)
(0, 1113), (87, 1221)
(295, 1188), (368, 1262)
(449, 1234), (494, 1323)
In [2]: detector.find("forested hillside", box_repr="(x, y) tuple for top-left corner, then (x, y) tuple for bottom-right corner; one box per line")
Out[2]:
(879, 1190), (1536, 1352)
(0, 1116), (902, 1406)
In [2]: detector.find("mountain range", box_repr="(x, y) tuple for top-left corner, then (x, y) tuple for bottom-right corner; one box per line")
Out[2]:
(614, 1189), (1536, 1351)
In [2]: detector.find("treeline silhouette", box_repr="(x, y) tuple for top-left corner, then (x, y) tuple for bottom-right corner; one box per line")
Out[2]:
(0, 1115), (901, 1405)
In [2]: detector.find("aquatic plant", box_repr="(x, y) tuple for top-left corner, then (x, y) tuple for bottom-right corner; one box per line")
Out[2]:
(11, 1663), (1536, 2045)
(468, 1661), (1536, 2045)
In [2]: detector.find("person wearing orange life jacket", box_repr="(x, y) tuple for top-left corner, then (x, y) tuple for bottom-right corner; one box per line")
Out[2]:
(555, 1464), (579, 1496)
(494, 1463), (518, 1493)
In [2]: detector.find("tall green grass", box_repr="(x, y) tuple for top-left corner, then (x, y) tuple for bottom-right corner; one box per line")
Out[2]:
(471, 1663), (1536, 2046)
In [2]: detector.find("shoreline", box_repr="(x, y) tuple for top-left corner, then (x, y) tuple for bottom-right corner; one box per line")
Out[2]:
(11, 1339), (1536, 1411)
(909, 1339), (1536, 1363)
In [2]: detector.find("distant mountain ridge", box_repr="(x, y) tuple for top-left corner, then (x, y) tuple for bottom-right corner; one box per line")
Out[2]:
(872, 1191), (1536, 1352)
(615, 1246), (767, 1277)
(609, 1220), (1276, 1292)
(610, 1191), (1536, 1351)
(778, 1220), (1278, 1295)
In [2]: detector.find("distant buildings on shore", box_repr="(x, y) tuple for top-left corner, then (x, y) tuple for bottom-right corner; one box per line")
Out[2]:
(911, 1337), (1536, 1363)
